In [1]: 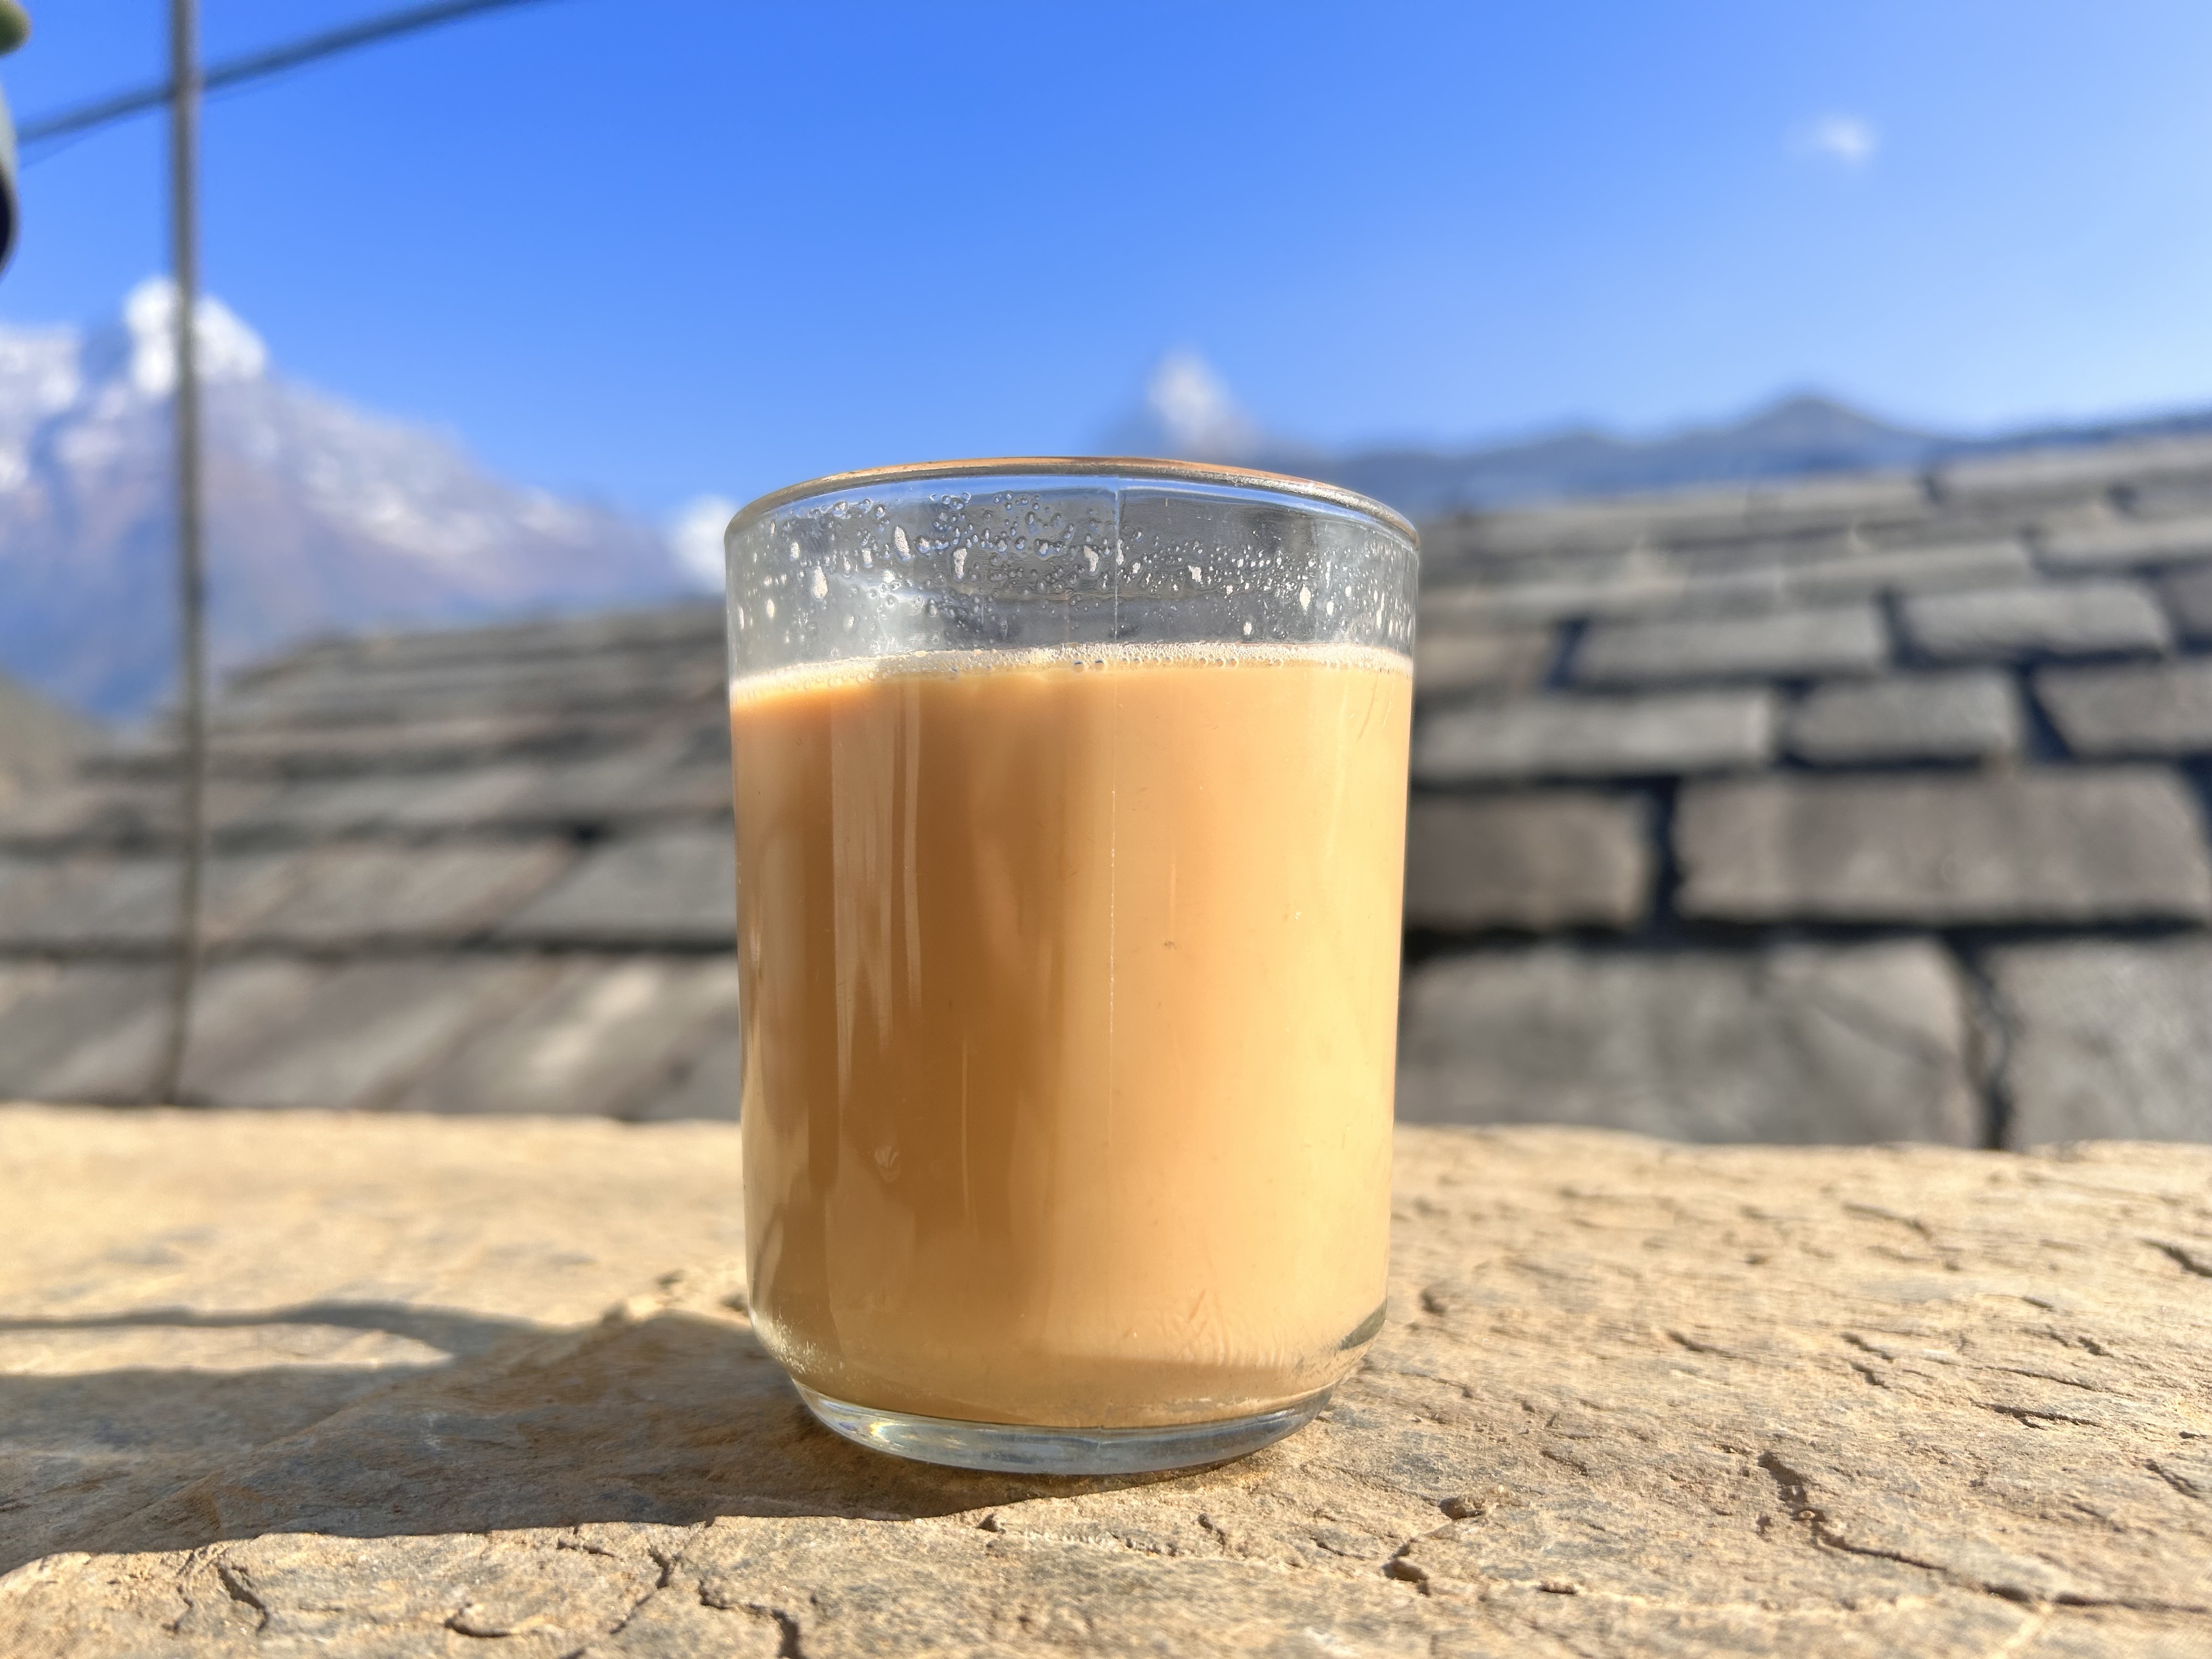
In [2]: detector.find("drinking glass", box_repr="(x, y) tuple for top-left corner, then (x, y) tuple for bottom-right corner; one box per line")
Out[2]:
(723, 459), (1419, 1474)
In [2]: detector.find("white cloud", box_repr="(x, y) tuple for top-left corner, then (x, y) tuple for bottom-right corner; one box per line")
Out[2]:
(1799, 114), (1879, 170)
(665, 494), (737, 590)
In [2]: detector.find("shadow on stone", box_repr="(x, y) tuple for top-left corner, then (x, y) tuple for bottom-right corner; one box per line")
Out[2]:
(0, 1304), (1163, 1575)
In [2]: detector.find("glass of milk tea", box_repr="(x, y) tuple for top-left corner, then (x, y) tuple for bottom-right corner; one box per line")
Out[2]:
(722, 460), (1418, 1474)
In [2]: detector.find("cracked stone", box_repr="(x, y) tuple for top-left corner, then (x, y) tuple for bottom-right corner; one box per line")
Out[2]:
(1, 1106), (2207, 1656)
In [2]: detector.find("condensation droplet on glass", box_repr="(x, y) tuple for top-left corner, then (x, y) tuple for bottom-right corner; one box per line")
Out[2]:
(1325, 600), (1336, 618)
(764, 597), (776, 619)
(1242, 619), (1254, 637)
(811, 568), (829, 600)
(1084, 548), (1100, 574)
(789, 540), (802, 562)
(954, 548), (968, 580)
(894, 525), (911, 558)
(1298, 585), (1312, 612)
(1188, 564), (1203, 582)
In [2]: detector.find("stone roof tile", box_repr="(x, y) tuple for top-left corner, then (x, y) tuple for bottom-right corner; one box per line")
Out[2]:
(1404, 793), (1652, 932)
(191, 957), (563, 1110)
(238, 840), (576, 947)
(1396, 940), (1976, 1143)
(2038, 513), (2212, 571)
(496, 826), (736, 947)
(1413, 689), (1775, 783)
(1574, 603), (1888, 686)
(1899, 580), (2172, 662)
(1410, 627), (1555, 698)
(2033, 659), (2212, 757)
(1785, 671), (2021, 765)
(1988, 940), (2212, 1144)
(2163, 566), (2212, 642)
(389, 956), (741, 1118)
(1676, 769), (2212, 924)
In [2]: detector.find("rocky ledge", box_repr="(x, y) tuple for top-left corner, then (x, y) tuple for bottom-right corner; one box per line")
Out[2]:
(0, 1105), (2206, 1657)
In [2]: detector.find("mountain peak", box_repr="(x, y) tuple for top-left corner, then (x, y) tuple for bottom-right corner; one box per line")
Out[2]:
(111, 276), (269, 398)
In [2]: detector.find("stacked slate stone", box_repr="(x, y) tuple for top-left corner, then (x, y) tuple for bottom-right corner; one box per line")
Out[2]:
(1402, 433), (2212, 1148)
(0, 608), (745, 1118)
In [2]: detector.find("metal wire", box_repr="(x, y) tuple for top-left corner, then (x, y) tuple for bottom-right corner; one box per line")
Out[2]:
(19, 0), (559, 149)
(149, 0), (205, 1107)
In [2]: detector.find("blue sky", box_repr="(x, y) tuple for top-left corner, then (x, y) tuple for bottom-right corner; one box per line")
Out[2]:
(8, 1), (2212, 520)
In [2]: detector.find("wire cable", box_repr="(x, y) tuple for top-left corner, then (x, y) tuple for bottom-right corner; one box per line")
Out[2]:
(20, 0), (558, 150)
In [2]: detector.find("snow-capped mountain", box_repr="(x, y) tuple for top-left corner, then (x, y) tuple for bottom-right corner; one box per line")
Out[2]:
(0, 280), (693, 720)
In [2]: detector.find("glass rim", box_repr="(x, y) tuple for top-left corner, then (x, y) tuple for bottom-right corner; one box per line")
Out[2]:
(727, 456), (1420, 548)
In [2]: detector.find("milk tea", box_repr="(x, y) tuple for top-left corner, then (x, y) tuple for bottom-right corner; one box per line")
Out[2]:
(730, 641), (1412, 1427)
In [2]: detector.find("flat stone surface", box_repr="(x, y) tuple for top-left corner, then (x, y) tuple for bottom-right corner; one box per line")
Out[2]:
(1988, 939), (2212, 1144)
(2039, 512), (2212, 571)
(2036, 659), (2212, 757)
(499, 826), (739, 947)
(4, 1106), (2205, 1657)
(1899, 581), (2174, 662)
(2164, 566), (2212, 641)
(1784, 670), (2022, 764)
(1573, 602), (1888, 685)
(1676, 769), (2212, 923)
(1403, 793), (1652, 931)
(1413, 690), (1774, 783)
(1397, 940), (1980, 1143)
(1410, 625), (1555, 698)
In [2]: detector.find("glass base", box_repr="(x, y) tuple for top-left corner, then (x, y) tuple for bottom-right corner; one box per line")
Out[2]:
(795, 1383), (1333, 1475)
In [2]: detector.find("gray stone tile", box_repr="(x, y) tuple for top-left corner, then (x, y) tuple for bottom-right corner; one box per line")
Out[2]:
(238, 766), (551, 838)
(1785, 671), (2022, 764)
(0, 962), (165, 1099)
(497, 743), (732, 826)
(1785, 536), (2034, 601)
(1404, 793), (1652, 931)
(629, 1030), (744, 1121)
(239, 840), (575, 946)
(1936, 434), (2212, 503)
(2035, 659), (2212, 757)
(1900, 581), (2172, 661)
(1676, 770), (2212, 924)
(2038, 514), (2212, 571)
(33, 960), (332, 1104)
(1575, 603), (1888, 685)
(2163, 566), (2212, 642)
(1413, 689), (1775, 783)
(1988, 940), (2212, 1144)
(195, 958), (562, 1111)
(1396, 940), (1978, 1144)
(391, 956), (741, 1117)
(497, 826), (737, 946)
(1410, 626), (1554, 698)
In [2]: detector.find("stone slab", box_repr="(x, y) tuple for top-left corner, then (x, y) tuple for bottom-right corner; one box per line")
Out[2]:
(4, 1107), (2205, 1656)
(1676, 769), (2212, 923)
(1413, 689), (1774, 783)
(236, 839), (578, 946)
(1403, 793), (1652, 931)
(1397, 940), (1980, 1143)
(189, 958), (565, 1111)
(2164, 566), (2212, 641)
(1900, 580), (2173, 661)
(1409, 625), (1555, 698)
(390, 956), (743, 1118)
(2039, 512), (2212, 571)
(1987, 939), (2212, 1144)
(631, 1029), (745, 1121)
(1575, 602), (1888, 685)
(2035, 659), (2212, 757)
(1785, 669), (2022, 763)
(497, 826), (739, 946)
(0, 963), (165, 1098)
